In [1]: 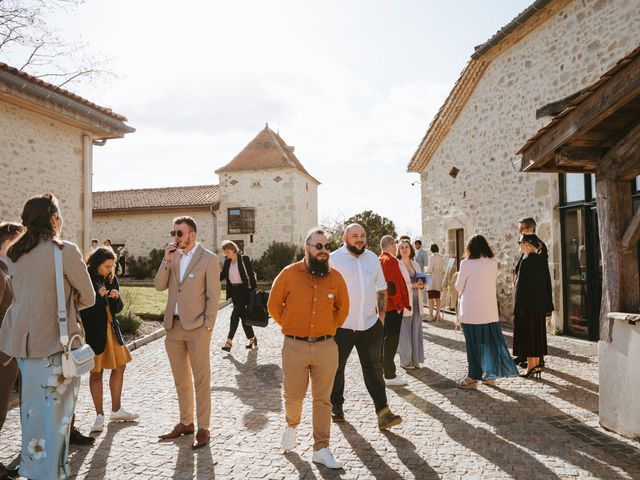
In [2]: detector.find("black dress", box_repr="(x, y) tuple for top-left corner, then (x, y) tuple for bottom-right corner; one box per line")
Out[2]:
(512, 252), (554, 357)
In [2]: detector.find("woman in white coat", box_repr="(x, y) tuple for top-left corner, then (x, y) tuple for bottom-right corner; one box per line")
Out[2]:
(396, 239), (425, 369)
(426, 244), (445, 321)
(454, 235), (517, 389)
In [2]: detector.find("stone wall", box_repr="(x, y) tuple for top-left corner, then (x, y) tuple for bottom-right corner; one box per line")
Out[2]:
(217, 168), (319, 259)
(418, 0), (640, 328)
(92, 209), (216, 259)
(0, 100), (86, 248)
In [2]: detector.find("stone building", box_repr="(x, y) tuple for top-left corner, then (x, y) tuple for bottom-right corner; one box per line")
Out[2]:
(407, 0), (640, 340)
(92, 125), (320, 260)
(0, 62), (133, 251)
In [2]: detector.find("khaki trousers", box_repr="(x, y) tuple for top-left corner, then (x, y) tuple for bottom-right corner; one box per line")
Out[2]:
(282, 336), (338, 451)
(165, 320), (212, 429)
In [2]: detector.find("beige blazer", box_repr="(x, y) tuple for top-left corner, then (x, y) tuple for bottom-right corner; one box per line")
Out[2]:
(426, 252), (445, 291)
(0, 240), (95, 358)
(154, 244), (221, 330)
(398, 258), (424, 317)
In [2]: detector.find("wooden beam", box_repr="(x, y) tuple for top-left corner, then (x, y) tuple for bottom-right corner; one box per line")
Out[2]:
(607, 121), (640, 180)
(596, 177), (640, 342)
(536, 87), (589, 119)
(522, 53), (640, 168)
(621, 207), (640, 254)
(554, 146), (604, 171)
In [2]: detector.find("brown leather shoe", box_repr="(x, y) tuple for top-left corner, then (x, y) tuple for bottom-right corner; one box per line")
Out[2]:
(192, 428), (210, 449)
(158, 422), (195, 440)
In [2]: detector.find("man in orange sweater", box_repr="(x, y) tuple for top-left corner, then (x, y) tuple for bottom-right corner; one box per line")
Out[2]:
(379, 235), (411, 386)
(268, 227), (349, 469)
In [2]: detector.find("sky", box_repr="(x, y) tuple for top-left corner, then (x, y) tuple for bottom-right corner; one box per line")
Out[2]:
(22, 0), (532, 237)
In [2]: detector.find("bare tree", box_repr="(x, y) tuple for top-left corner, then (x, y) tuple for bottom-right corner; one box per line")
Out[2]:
(0, 0), (110, 87)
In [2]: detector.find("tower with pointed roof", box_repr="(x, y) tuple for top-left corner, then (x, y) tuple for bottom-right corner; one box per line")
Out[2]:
(215, 125), (320, 258)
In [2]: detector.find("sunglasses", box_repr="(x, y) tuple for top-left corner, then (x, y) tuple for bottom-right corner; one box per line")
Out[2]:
(170, 230), (189, 238)
(307, 243), (331, 251)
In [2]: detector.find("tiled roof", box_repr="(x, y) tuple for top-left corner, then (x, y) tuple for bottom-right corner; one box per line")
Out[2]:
(215, 126), (320, 184)
(93, 185), (219, 212)
(0, 62), (128, 122)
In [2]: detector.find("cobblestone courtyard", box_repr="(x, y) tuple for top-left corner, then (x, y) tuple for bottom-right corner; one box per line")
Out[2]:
(1, 306), (639, 479)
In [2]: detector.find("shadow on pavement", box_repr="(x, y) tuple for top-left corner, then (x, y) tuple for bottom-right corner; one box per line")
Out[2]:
(80, 421), (137, 479)
(335, 420), (403, 480)
(213, 349), (282, 432)
(381, 430), (439, 480)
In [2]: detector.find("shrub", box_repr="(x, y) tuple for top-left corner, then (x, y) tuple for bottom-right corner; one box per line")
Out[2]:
(125, 248), (165, 279)
(118, 287), (142, 335)
(253, 242), (304, 281)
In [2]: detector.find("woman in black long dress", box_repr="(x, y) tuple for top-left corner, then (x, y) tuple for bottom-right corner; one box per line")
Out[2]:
(219, 240), (258, 351)
(512, 234), (554, 379)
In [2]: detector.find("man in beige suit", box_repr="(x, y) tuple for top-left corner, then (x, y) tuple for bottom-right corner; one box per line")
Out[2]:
(155, 216), (221, 449)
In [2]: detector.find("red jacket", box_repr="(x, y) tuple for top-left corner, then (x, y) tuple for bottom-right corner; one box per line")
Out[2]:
(379, 252), (411, 313)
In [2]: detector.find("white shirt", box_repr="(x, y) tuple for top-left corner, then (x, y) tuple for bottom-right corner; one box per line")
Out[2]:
(330, 245), (387, 331)
(228, 261), (242, 284)
(175, 243), (199, 315)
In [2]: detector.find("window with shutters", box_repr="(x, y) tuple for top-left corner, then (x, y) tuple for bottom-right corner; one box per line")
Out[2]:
(228, 208), (255, 234)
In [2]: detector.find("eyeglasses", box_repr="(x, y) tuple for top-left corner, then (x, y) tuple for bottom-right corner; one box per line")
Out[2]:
(306, 243), (331, 251)
(170, 230), (188, 238)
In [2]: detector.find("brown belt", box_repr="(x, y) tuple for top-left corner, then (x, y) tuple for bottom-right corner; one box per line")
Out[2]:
(286, 335), (332, 343)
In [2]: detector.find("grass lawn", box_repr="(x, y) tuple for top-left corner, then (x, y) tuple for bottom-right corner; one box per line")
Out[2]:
(121, 286), (227, 320)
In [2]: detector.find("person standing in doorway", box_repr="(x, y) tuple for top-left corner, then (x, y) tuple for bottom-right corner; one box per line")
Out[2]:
(219, 240), (258, 352)
(378, 235), (410, 386)
(513, 217), (551, 368)
(330, 224), (402, 430)
(155, 216), (221, 450)
(268, 228), (349, 469)
(426, 244), (445, 322)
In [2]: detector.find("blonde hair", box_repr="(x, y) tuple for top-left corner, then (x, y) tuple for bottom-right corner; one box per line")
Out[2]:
(221, 240), (240, 253)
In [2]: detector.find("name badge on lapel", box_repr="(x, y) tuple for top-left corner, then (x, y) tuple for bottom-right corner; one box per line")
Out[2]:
(188, 273), (195, 279)
(328, 293), (334, 299)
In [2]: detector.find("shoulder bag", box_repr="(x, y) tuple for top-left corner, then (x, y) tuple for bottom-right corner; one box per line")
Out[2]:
(55, 246), (95, 378)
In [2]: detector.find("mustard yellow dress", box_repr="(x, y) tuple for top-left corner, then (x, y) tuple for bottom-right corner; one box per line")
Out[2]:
(92, 306), (132, 372)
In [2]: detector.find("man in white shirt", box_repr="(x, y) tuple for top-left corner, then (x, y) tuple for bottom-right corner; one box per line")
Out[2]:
(329, 224), (402, 430)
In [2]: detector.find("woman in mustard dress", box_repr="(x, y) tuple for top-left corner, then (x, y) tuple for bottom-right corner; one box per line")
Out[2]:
(81, 247), (138, 433)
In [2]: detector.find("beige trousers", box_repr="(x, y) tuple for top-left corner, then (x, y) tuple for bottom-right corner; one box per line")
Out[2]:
(282, 336), (338, 450)
(165, 319), (212, 429)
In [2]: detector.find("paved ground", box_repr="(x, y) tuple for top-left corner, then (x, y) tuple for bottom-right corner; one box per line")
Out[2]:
(1, 306), (640, 479)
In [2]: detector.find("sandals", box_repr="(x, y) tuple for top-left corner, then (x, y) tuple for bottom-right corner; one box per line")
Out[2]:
(221, 339), (232, 352)
(246, 337), (258, 349)
(456, 376), (479, 389)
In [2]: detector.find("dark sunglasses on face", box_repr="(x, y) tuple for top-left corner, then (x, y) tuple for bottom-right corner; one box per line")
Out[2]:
(307, 243), (331, 251)
(170, 230), (188, 238)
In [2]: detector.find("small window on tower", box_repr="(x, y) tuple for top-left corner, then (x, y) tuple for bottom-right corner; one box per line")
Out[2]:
(274, 176), (283, 183)
(230, 179), (239, 186)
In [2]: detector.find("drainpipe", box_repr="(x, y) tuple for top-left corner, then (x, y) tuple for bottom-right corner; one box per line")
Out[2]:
(82, 134), (93, 254)
(210, 205), (218, 252)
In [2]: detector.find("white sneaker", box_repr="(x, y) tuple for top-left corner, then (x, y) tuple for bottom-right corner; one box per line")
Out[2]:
(312, 447), (343, 469)
(110, 407), (139, 423)
(385, 375), (407, 386)
(281, 425), (296, 452)
(90, 414), (104, 432)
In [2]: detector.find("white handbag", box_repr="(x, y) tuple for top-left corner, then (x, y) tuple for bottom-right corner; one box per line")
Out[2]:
(54, 245), (95, 378)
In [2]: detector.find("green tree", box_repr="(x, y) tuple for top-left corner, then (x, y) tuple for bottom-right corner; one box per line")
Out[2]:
(343, 210), (397, 255)
(253, 242), (304, 281)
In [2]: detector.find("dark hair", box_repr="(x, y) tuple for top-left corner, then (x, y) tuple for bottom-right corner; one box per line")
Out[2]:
(414, 240), (422, 245)
(466, 235), (494, 259)
(91, 239), (98, 244)
(396, 239), (415, 260)
(104, 238), (112, 245)
(430, 243), (439, 253)
(86, 247), (117, 282)
(8, 193), (61, 262)
(518, 217), (536, 231)
(520, 234), (542, 251)
(0, 222), (24, 248)
(399, 235), (411, 241)
(173, 216), (197, 233)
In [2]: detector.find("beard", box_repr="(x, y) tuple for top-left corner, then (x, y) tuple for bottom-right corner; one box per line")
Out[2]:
(346, 243), (366, 256)
(307, 255), (330, 277)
